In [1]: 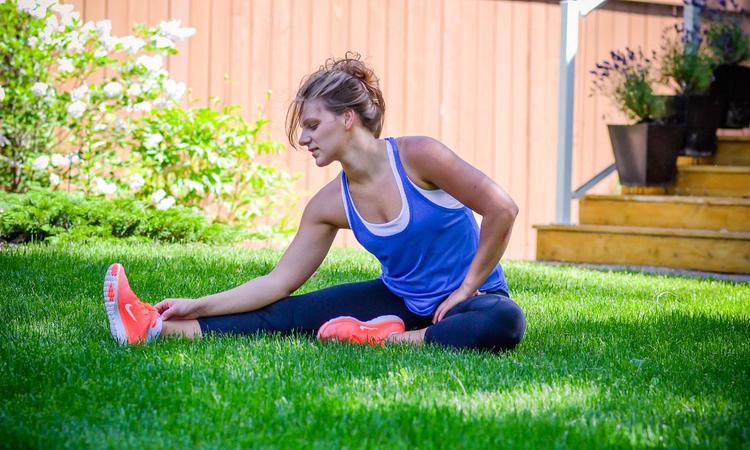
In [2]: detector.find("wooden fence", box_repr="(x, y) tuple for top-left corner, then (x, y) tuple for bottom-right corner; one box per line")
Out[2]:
(66, 0), (749, 259)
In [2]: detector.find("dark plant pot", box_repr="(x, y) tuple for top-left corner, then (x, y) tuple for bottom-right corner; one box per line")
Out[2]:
(710, 64), (750, 129)
(662, 94), (722, 157)
(608, 123), (685, 187)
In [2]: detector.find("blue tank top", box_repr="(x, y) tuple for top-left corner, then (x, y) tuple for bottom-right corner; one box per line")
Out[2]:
(340, 137), (509, 316)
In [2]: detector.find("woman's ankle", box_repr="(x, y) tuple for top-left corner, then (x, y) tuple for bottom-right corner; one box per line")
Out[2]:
(161, 319), (202, 339)
(386, 328), (426, 346)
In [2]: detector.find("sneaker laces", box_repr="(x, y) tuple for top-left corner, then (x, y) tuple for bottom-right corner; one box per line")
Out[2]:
(132, 300), (160, 328)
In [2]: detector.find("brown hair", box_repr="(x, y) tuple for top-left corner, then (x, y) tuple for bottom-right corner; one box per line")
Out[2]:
(286, 52), (386, 149)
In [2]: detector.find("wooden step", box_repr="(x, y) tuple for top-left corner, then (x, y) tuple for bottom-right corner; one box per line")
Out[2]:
(535, 224), (750, 274)
(716, 136), (750, 166)
(580, 195), (750, 232)
(677, 136), (750, 166)
(673, 165), (750, 197)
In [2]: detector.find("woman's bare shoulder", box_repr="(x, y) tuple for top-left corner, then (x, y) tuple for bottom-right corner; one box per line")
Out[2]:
(394, 136), (446, 189)
(305, 174), (349, 229)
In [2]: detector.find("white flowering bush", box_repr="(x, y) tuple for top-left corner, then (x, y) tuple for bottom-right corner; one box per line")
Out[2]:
(0, 0), (193, 193)
(1, 0), (296, 237)
(127, 102), (296, 224)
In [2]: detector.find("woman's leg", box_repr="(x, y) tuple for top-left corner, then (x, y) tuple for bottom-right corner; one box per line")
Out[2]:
(162, 319), (202, 339)
(184, 278), (427, 339)
(389, 294), (525, 352)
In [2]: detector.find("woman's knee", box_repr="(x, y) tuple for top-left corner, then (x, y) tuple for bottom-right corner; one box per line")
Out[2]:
(427, 295), (526, 352)
(490, 298), (526, 350)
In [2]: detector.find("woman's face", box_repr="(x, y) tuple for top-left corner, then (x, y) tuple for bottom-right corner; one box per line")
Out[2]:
(297, 98), (346, 167)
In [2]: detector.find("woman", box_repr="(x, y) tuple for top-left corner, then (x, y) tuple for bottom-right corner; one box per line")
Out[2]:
(103, 54), (525, 352)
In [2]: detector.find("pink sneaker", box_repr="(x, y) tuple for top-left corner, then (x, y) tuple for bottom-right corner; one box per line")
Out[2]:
(103, 263), (162, 345)
(317, 315), (405, 345)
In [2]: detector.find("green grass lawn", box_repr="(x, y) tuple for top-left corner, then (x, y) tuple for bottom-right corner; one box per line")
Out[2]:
(1, 242), (749, 449)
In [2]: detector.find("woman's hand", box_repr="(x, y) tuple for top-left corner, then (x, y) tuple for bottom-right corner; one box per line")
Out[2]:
(154, 298), (202, 321)
(432, 286), (479, 324)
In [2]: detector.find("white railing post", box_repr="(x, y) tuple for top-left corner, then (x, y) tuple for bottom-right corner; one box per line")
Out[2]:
(555, 0), (608, 224)
(555, 0), (579, 224)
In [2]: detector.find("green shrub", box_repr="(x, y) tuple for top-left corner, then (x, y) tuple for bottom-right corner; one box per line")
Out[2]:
(0, 0), (297, 237)
(0, 188), (249, 244)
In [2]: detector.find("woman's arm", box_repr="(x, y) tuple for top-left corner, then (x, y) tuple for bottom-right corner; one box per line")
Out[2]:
(156, 186), (341, 320)
(398, 137), (518, 322)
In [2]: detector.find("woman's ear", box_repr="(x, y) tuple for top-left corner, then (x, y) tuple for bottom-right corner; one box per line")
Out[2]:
(343, 109), (356, 131)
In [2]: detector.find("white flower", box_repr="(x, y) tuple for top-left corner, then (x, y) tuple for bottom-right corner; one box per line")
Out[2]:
(217, 157), (233, 169)
(70, 83), (88, 100)
(28, 36), (39, 47)
(40, 24), (56, 45)
(206, 151), (218, 164)
(103, 82), (122, 98)
(44, 14), (59, 33)
(19, 0), (53, 18)
(31, 82), (48, 97)
(129, 173), (145, 192)
(92, 177), (117, 195)
(151, 189), (167, 204)
(95, 19), (111, 38)
(157, 20), (196, 41)
(51, 3), (78, 27)
(164, 79), (185, 101)
(0, 134), (10, 147)
(185, 180), (205, 195)
(49, 173), (60, 186)
(119, 35), (145, 53)
(57, 57), (74, 73)
(104, 113), (116, 122)
(80, 21), (95, 35)
(142, 78), (158, 93)
(136, 55), (163, 73)
(67, 100), (86, 118)
(94, 49), (107, 58)
(156, 196), (176, 210)
(16, 0), (37, 15)
(68, 153), (80, 165)
(133, 101), (152, 113)
(144, 132), (163, 149)
(152, 36), (174, 49)
(127, 83), (142, 97)
(32, 155), (50, 171)
(51, 153), (69, 168)
(66, 33), (85, 53)
(153, 97), (169, 110)
(0, 85), (5, 102)
(100, 35), (119, 52)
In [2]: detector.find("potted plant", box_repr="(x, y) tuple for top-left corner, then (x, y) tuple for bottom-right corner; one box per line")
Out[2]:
(659, 24), (722, 156)
(702, 0), (750, 128)
(591, 48), (685, 187)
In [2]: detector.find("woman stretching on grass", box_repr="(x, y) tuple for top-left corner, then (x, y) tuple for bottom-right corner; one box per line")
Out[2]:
(103, 53), (526, 352)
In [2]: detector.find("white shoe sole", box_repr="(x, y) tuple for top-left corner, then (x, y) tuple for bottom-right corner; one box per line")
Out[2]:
(103, 263), (128, 346)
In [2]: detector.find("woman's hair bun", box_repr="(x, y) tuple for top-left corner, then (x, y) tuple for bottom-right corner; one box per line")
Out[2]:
(325, 51), (379, 87)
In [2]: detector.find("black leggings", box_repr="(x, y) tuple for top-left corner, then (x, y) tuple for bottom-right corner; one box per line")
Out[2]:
(198, 279), (526, 352)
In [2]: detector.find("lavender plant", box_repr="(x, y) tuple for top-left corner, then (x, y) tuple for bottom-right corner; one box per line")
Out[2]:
(659, 24), (716, 94)
(689, 0), (750, 65)
(590, 47), (666, 123)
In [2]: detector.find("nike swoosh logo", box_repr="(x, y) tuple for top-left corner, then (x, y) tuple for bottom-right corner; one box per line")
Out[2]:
(124, 303), (137, 322)
(359, 325), (377, 331)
